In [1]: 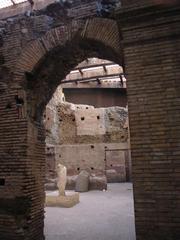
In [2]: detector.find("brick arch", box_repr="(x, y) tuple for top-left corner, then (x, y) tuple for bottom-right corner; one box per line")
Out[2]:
(7, 17), (123, 240)
(81, 18), (121, 55)
(0, 2), (179, 240)
(14, 17), (123, 120)
(14, 18), (122, 86)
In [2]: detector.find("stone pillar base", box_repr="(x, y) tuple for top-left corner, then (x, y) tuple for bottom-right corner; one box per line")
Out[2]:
(46, 192), (79, 208)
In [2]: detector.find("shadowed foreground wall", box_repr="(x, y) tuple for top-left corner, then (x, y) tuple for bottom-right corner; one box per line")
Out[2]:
(118, 2), (180, 239)
(0, 1), (179, 240)
(0, 6), (122, 239)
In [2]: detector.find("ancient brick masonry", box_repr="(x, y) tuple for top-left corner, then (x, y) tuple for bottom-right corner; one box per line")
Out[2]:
(0, 0), (180, 240)
(117, 2), (180, 240)
(45, 100), (130, 188)
(0, 2), (122, 240)
(0, 89), (29, 240)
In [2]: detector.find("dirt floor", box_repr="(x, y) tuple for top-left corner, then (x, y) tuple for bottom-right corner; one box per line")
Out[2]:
(45, 183), (136, 240)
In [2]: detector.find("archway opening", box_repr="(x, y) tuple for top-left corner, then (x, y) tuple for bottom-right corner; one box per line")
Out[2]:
(43, 57), (135, 240)
(14, 17), (136, 240)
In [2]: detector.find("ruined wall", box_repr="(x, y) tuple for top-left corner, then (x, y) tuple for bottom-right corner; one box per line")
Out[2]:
(43, 84), (130, 190)
(0, 0), (122, 20)
(45, 101), (129, 186)
(44, 86), (64, 145)
(57, 142), (129, 188)
(44, 86), (64, 180)
(57, 102), (128, 144)
(0, 0), (179, 240)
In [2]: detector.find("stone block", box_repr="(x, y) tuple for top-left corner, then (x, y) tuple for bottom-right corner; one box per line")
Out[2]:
(46, 192), (79, 208)
(75, 170), (90, 192)
(89, 176), (107, 190)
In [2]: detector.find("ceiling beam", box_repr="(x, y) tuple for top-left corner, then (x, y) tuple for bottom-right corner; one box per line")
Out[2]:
(10, 0), (16, 5)
(73, 62), (119, 72)
(79, 69), (83, 76)
(61, 73), (125, 85)
(103, 65), (107, 73)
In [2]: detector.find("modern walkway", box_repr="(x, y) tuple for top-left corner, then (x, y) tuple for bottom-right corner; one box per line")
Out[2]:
(45, 183), (136, 240)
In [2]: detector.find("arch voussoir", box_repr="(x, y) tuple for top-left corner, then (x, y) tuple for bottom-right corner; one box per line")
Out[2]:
(81, 18), (121, 55)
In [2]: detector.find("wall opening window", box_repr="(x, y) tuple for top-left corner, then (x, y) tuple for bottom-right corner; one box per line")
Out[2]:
(0, 0), (27, 9)
(0, 178), (5, 186)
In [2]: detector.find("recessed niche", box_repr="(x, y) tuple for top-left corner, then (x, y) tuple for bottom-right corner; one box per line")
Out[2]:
(97, 116), (100, 120)
(23, 226), (29, 230)
(81, 117), (85, 121)
(86, 107), (88, 109)
(6, 103), (12, 109)
(91, 145), (94, 149)
(15, 95), (24, 106)
(26, 216), (31, 221)
(77, 167), (80, 171)
(72, 118), (75, 122)
(110, 164), (113, 167)
(0, 178), (5, 186)
(91, 167), (94, 170)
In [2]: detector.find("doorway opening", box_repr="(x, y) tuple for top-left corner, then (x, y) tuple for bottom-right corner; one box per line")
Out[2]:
(43, 57), (135, 240)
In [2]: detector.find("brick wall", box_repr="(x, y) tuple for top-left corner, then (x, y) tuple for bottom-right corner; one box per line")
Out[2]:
(0, 5), (122, 239)
(0, 0), (179, 239)
(0, 0), (97, 20)
(118, 3), (180, 240)
(0, 89), (29, 239)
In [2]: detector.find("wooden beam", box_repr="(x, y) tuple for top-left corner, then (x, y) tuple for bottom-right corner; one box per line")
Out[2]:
(73, 62), (118, 72)
(61, 73), (124, 84)
(79, 69), (83, 76)
(10, 0), (16, 5)
(103, 65), (107, 73)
